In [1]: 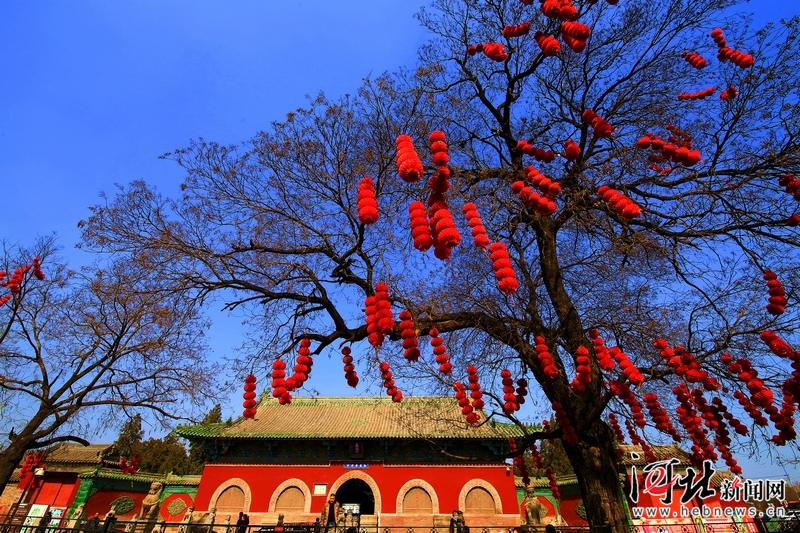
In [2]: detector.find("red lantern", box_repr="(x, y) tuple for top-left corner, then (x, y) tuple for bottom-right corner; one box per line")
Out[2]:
(482, 42), (509, 62)
(357, 177), (379, 225)
(396, 135), (424, 183)
(408, 201), (434, 252)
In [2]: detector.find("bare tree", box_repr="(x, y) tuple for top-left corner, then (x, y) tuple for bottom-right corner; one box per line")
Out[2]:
(0, 238), (221, 488)
(79, 1), (800, 531)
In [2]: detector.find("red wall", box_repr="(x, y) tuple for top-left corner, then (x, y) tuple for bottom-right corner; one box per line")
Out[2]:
(195, 462), (518, 514)
(31, 473), (79, 508)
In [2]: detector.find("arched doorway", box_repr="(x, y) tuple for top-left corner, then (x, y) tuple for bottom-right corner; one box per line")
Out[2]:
(336, 478), (375, 515)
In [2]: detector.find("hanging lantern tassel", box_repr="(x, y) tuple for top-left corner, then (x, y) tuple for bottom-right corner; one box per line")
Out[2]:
(242, 374), (257, 419)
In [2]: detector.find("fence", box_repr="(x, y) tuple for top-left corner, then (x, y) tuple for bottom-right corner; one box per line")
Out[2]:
(0, 518), (792, 533)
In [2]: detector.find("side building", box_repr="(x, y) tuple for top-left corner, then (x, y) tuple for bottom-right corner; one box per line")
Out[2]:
(176, 396), (524, 529)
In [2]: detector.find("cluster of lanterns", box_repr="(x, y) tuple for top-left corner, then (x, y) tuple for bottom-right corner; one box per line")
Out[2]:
(291, 338), (314, 389)
(642, 392), (681, 441)
(399, 310), (421, 362)
(763, 271), (788, 315)
(119, 454), (139, 475)
(512, 180), (554, 215)
(672, 384), (717, 463)
(501, 369), (521, 414)
(502, 23), (531, 38)
(589, 329), (615, 371)
(453, 381), (481, 425)
(681, 51), (707, 69)
(711, 28), (754, 68)
(526, 166), (562, 196)
(488, 242), (520, 294)
(596, 185), (642, 220)
(732, 390), (769, 427)
(396, 135), (424, 183)
(357, 177), (379, 225)
(534, 32), (561, 56)
(4, 265), (31, 295)
(341, 346), (359, 388)
(778, 173), (800, 200)
(516, 140), (556, 162)
(365, 283), (394, 347)
(465, 365), (484, 424)
(607, 413), (626, 443)
(428, 194), (462, 261)
(271, 360), (292, 404)
(636, 132), (703, 167)
(380, 361), (403, 402)
(552, 401), (578, 445)
(561, 21), (590, 53)
(409, 201), (434, 252)
(720, 86), (738, 101)
(242, 374), (258, 418)
(609, 380), (646, 428)
(677, 87), (715, 100)
(625, 418), (657, 463)
(535, 336), (559, 378)
(429, 327), (453, 375)
(610, 346), (644, 386)
(654, 341), (718, 390)
(709, 391), (750, 437)
(581, 109), (613, 138)
(32, 257), (45, 281)
(708, 398), (744, 474)
(466, 43), (484, 56)
(18, 452), (45, 488)
(546, 468), (561, 500)
(563, 140), (581, 161)
(540, 0), (578, 22)
(482, 42), (509, 62)
(509, 438), (530, 486)
(570, 346), (592, 392)
(429, 131), (451, 193)
(461, 203), (490, 249)
(759, 330), (795, 359)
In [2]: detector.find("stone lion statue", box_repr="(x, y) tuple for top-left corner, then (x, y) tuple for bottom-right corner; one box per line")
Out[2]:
(523, 488), (546, 526)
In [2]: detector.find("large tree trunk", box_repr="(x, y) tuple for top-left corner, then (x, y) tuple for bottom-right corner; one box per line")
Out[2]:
(563, 419), (630, 533)
(0, 436), (36, 501)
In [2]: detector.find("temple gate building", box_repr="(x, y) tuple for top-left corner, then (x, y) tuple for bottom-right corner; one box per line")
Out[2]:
(176, 396), (524, 529)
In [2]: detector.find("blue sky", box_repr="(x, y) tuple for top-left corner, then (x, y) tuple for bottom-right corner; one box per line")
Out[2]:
(1, 1), (798, 480)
